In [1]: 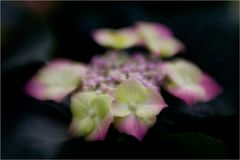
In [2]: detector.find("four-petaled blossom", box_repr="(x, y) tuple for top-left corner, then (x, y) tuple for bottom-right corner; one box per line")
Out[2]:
(137, 22), (185, 57)
(162, 59), (223, 105)
(25, 59), (87, 102)
(92, 27), (140, 49)
(112, 78), (167, 140)
(69, 92), (113, 141)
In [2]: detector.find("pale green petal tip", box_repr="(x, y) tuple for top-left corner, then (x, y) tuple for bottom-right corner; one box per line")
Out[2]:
(164, 58), (203, 86)
(135, 89), (167, 123)
(111, 103), (131, 117)
(91, 94), (112, 119)
(93, 27), (140, 49)
(71, 117), (96, 136)
(115, 78), (149, 105)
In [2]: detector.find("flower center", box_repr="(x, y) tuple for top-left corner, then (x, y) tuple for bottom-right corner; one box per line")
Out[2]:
(88, 108), (96, 117)
(128, 103), (137, 112)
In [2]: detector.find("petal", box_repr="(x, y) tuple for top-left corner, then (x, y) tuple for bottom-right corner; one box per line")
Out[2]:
(163, 59), (222, 105)
(166, 85), (206, 106)
(114, 114), (149, 140)
(137, 22), (185, 57)
(111, 102), (131, 117)
(200, 73), (223, 101)
(137, 21), (173, 38)
(24, 77), (46, 100)
(154, 37), (185, 57)
(38, 59), (86, 86)
(136, 107), (157, 128)
(71, 92), (97, 119)
(24, 78), (76, 103)
(163, 59), (206, 105)
(115, 78), (149, 105)
(43, 86), (76, 102)
(136, 88), (168, 118)
(163, 59), (203, 86)
(70, 116), (96, 137)
(24, 59), (87, 102)
(91, 94), (112, 119)
(87, 114), (113, 141)
(147, 88), (168, 109)
(92, 27), (140, 49)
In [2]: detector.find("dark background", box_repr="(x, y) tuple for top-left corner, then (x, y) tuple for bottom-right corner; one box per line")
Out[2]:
(1, 1), (239, 159)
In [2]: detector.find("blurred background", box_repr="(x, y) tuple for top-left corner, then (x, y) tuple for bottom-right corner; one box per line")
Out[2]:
(1, 1), (239, 159)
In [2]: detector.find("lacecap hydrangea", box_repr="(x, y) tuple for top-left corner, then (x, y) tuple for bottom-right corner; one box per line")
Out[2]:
(25, 22), (222, 141)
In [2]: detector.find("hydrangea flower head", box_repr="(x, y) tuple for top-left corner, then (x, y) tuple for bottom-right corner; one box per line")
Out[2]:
(24, 21), (223, 141)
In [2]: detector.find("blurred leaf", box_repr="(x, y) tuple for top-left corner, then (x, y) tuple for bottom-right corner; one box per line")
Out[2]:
(2, 97), (70, 159)
(57, 131), (230, 159)
(157, 132), (230, 158)
(2, 1), (55, 72)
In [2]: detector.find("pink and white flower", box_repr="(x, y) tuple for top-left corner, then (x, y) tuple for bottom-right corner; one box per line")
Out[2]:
(112, 78), (167, 140)
(92, 27), (141, 49)
(136, 22), (185, 57)
(69, 92), (113, 141)
(162, 59), (223, 105)
(24, 59), (87, 102)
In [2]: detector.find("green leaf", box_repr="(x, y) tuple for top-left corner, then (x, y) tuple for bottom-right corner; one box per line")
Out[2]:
(115, 78), (149, 105)
(158, 133), (230, 158)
